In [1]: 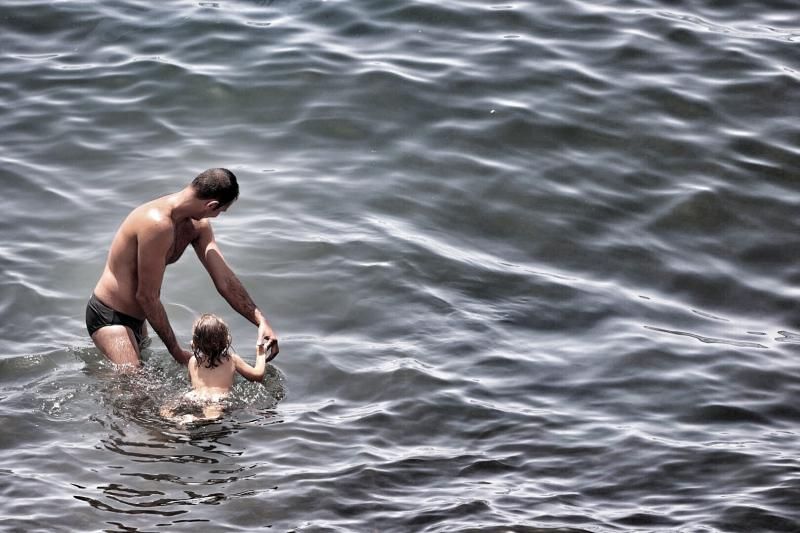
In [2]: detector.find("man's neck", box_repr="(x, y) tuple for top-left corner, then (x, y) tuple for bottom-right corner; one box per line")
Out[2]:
(167, 188), (202, 222)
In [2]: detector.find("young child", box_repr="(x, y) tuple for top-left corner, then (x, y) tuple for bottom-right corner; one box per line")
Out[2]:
(161, 313), (269, 423)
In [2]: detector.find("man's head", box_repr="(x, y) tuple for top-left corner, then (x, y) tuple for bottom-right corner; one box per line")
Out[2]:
(191, 168), (239, 216)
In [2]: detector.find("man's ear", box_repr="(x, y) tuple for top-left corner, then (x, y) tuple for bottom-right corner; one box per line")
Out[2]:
(206, 200), (220, 211)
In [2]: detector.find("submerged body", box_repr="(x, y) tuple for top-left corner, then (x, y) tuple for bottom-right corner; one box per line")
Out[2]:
(161, 314), (268, 423)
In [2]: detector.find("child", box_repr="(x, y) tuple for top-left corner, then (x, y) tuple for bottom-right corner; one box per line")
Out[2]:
(161, 313), (269, 423)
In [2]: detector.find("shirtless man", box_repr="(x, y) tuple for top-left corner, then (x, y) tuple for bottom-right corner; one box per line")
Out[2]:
(85, 168), (278, 366)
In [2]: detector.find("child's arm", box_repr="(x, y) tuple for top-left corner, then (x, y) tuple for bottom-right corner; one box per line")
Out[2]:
(232, 342), (268, 382)
(187, 356), (198, 386)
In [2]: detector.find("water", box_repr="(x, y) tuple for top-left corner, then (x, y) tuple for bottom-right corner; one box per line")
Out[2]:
(2, 0), (800, 531)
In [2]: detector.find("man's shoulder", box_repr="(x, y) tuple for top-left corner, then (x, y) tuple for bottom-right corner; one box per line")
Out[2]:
(193, 217), (212, 230)
(127, 202), (173, 233)
(191, 217), (214, 239)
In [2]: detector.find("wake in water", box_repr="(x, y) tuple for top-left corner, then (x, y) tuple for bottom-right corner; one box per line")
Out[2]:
(29, 346), (286, 430)
(4, 0), (800, 529)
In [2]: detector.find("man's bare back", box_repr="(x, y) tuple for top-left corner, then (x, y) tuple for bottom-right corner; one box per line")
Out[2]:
(86, 169), (279, 367)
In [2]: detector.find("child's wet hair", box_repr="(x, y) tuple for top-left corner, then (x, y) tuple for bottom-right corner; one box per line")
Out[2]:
(192, 313), (232, 368)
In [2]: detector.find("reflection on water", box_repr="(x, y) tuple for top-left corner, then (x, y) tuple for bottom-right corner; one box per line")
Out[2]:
(3, 0), (800, 530)
(16, 348), (286, 527)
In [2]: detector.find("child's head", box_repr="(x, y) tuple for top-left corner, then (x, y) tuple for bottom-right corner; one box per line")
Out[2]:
(191, 313), (232, 368)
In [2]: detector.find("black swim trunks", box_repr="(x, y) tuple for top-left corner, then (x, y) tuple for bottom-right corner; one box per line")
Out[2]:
(85, 293), (146, 347)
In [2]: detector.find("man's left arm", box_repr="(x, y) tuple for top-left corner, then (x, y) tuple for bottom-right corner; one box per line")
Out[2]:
(193, 220), (280, 360)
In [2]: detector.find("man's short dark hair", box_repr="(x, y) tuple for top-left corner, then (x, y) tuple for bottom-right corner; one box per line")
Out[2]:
(191, 168), (239, 206)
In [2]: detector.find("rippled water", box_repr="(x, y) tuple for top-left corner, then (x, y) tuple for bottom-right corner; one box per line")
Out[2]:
(2, 1), (800, 531)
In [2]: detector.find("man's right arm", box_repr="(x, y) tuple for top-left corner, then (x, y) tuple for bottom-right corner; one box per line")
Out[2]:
(135, 219), (191, 365)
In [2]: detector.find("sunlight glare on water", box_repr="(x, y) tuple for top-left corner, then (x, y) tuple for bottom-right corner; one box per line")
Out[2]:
(2, 0), (800, 531)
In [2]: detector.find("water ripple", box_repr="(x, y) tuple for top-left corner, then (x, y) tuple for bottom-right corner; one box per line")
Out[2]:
(3, 0), (800, 530)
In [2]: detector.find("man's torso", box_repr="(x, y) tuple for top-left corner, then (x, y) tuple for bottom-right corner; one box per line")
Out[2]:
(93, 197), (201, 319)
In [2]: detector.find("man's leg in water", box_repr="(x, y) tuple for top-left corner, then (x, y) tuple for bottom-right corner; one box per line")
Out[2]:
(91, 325), (141, 366)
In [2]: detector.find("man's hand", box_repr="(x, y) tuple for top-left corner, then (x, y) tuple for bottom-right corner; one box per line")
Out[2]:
(258, 321), (279, 362)
(173, 348), (193, 366)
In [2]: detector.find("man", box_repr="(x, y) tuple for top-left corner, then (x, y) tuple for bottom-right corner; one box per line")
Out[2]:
(85, 168), (278, 366)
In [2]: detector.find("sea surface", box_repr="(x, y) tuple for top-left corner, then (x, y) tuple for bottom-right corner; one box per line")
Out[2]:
(2, 1), (800, 531)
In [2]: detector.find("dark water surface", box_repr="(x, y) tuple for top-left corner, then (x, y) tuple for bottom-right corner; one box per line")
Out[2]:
(2, 1), (800, 531)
